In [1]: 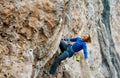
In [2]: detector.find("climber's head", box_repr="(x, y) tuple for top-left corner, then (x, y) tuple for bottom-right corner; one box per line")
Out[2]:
(81, 33), (91, 42)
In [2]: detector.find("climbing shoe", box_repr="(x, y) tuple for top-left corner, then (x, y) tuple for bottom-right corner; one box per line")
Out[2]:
(76, 54), (80, 62)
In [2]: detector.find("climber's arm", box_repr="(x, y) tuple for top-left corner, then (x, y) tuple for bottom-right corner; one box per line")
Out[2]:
(83, 42), (88, 59)
(83, 42), (88, 64)
(64, 37), (79, 42)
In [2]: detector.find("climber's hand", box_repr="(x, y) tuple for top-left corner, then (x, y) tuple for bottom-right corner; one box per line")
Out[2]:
(85, 59), (89, 65)
(65, 58), (69, 62)
(60, 61), (64, 65)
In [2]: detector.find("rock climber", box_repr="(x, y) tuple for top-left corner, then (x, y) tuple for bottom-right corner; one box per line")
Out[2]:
(49, 33), (91, 75)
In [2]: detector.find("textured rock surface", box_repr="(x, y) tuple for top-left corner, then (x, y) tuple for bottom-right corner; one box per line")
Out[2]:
(0, 0), (120, 78)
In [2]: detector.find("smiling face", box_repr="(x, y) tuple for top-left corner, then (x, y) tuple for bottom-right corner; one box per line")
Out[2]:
(81, 34), (90, 42)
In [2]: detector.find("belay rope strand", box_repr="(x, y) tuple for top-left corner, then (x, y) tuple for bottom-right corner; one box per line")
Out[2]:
(13, 0), (19, 9)
(65, 13), (71, 44)
(62, 0), (72, 44)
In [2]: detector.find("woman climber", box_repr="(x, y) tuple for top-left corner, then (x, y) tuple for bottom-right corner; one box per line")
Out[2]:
(49, 34), (91, 75)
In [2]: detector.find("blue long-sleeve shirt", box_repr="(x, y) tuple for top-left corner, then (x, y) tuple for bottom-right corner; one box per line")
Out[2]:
(64, 37), (88, 59)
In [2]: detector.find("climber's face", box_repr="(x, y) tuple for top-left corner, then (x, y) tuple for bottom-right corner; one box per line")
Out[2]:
(81, 34), (89, 41)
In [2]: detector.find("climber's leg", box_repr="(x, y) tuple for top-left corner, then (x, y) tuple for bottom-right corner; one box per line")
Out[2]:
(49, 51), (69, 74)
(59, 40), (68, 52)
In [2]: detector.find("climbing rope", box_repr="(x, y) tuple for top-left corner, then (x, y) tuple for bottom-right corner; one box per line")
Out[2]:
(33, 61), (42, 78)
(63, 0), (72, 44)
(65, 13), (71, 44)
(13, 0), (20, 9)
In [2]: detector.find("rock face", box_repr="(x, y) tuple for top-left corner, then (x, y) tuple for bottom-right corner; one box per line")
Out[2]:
(0, 0), (120, 78)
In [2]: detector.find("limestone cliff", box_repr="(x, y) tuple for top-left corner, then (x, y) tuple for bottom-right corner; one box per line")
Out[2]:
(0, 0), (120, 78)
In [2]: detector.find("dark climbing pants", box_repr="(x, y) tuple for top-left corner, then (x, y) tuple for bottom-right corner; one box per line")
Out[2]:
(49, 40), (74, 74)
